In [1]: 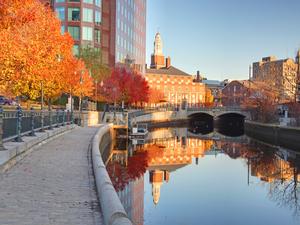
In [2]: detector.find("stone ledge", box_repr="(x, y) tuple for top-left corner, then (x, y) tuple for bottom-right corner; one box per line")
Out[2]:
(0, 125), (76, 173)
(92, 124), (132, 225)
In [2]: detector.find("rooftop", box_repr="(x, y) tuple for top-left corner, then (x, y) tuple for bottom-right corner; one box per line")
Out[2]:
(146, 66), (191, 76)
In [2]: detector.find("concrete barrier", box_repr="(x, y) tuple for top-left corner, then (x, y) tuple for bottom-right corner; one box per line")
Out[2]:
(92, 124), (132, 225)
(245, 120), (300, 151)
(0, 124), (76, 172)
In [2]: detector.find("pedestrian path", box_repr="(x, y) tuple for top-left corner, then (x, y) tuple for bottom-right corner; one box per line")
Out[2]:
(0, 127), (104, 225)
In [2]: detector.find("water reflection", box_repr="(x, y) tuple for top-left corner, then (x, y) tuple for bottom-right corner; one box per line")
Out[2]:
(105, 126), (300, 225)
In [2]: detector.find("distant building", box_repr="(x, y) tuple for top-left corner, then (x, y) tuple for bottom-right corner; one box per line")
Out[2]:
(222, 80), (250, 106)
(252, 54), (299, 102)
(146, 33), (213, 106)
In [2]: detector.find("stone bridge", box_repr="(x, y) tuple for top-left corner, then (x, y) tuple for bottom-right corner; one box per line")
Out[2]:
(187, 106), (250, 120)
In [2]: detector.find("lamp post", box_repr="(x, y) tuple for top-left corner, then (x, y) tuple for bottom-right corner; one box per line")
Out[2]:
(113, 87), (117, 123)
(95, 80), (98, 111)
(40, 81), (45, 132)
(79, 71), (83, 126)
(0, 106), (6, 151)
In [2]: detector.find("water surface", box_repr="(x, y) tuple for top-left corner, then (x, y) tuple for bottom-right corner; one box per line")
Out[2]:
(105, 127), (300, 225)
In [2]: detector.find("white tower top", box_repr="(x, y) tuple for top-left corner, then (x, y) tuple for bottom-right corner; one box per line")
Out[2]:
(154, 32), (163, 56)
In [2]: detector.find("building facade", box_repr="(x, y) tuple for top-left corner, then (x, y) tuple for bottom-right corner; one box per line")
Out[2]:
(102, 0), (146, 73)
(52, 0), (102, 55)
(252, 54), (299, 102)
(222, 80), (250, 106)
(146, 33), (213, 106)
(51, 0), (146, 73)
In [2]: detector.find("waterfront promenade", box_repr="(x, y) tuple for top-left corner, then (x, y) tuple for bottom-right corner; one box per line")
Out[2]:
(0, 127), (104, 225)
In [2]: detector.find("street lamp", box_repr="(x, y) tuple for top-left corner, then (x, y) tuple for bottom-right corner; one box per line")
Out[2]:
(113, 87), (117, 123)
(40, 80), (45, 132)
(79, 70), (84, 126)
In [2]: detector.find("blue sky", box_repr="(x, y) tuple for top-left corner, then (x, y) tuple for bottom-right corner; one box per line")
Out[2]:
(146, 0), (300, 80)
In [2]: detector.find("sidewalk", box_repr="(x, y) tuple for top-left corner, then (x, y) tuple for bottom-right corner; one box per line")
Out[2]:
(0, 126), (104, 225)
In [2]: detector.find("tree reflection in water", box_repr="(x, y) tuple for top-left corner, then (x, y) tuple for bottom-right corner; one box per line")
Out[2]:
(106, 127), (300, 218)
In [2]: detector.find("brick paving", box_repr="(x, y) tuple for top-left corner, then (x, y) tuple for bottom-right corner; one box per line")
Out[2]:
(0, 127), (104, 225)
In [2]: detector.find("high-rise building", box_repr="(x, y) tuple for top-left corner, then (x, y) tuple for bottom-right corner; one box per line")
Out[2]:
(252, 55), (298, 102)
(51, 0), (102, 55)
(102, 0), (147, 73)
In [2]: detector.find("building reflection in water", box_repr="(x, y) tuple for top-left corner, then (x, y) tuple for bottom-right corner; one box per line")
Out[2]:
(106, 127), (300, 222)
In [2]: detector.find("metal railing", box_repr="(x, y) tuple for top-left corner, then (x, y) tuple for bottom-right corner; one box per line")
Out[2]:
(0, 106), (81, 145)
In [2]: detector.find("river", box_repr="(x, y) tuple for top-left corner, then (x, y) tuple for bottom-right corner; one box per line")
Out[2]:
(103, 124), (300, 225)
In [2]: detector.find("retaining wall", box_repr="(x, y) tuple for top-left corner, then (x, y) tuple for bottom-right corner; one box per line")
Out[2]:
(92, 124), (132, 225)
(132, 110), (187, 125)
(245, 120), (300, 151)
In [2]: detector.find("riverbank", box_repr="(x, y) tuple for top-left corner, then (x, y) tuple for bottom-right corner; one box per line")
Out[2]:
(92, 124), (132, 225)
(245, 120), (300, 151)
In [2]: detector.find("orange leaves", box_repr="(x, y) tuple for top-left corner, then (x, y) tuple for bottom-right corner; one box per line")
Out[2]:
(0, 0), (94, 100)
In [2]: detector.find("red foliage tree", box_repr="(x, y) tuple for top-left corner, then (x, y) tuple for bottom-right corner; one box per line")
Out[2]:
(101, 68), (149, 105)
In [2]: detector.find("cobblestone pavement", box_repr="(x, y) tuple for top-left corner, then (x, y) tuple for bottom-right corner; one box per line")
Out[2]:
(0, 127), (104, 225)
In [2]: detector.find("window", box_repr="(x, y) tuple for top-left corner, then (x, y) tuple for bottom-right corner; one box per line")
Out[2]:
(95, 29), (101, 43)
(56, 0), (65, 2)
(82, 26), (93, 41)
(68, 8), (80, 21)
(68, 0), (80, 2)
(73, 45), (79, 56)
(83, 0), (93, 4)
(83, 8), (93, 22)
(68, 26), (80, 40)
(55, 7), (65, 21)
(95, 0), (101, 7)
(95, 11), (101, 25)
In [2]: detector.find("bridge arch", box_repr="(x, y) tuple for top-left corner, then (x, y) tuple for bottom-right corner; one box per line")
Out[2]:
(188, 113), (214, 135)
(215, 112), (245, 137)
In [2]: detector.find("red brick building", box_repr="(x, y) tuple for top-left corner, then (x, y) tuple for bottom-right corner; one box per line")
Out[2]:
(221, 80), (250, 106)
(146, 33), (213, 107)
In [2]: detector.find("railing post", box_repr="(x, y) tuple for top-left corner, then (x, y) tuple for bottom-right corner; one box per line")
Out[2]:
(48, 107), (53, 130)
(56, 109), (60, 128)
(15, 105), (23, 142)
(67, 110), (70, 124)
(0, 106), (6, 151)
(29, 107), (36, 136)
(62, 110), (65, 126)
(70, 110), (73, 125)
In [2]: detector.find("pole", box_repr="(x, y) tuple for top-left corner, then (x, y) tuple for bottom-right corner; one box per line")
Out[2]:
(79, 95), (82, 126)
(62, 110), (65, 126)
(0, 106), (6, 151)
(15, 105), (23, 142)
(41, 81), (45, 132)
(56, 109), (60, 127)
(48, 100), (53, 130)
(70, 92), (73, 124)
(30, 107), (36, 136)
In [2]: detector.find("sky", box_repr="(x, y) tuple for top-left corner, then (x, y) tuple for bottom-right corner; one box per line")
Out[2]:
(146, 0), (300, 81)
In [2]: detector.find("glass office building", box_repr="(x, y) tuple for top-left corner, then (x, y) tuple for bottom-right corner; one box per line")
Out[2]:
(102, 0), (146, 73)
(52, 0), (102, 55)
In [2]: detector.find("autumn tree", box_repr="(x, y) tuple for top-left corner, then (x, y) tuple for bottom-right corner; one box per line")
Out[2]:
(101, 68), (149, 106)
(148, 88), (165, 106)
(0, 0), (73, 101)
(242, 80), (280, 122)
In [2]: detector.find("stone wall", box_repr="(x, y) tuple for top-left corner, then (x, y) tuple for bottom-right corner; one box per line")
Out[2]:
(245, 120), (300, 151)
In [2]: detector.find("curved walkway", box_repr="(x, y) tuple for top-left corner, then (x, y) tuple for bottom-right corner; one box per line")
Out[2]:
(0, 126), (104, 225)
